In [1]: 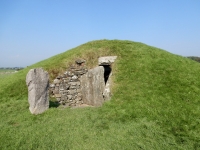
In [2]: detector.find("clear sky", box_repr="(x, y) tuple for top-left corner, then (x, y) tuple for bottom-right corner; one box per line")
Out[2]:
(0, 0), (200, 67)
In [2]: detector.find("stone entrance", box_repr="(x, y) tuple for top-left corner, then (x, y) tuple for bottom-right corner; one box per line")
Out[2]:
(98, 56), (117, 101)
(49, 56), (117, 107)
(103, 65), (111, 84)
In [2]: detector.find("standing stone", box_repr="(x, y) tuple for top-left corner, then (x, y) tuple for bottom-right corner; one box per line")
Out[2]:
(26, 68), (49, 114)
(80, 66), (105, 106)
(103, 72), (112, 101)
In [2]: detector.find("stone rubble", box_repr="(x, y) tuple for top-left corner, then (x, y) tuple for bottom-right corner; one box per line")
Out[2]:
(49, 59), (88, 107)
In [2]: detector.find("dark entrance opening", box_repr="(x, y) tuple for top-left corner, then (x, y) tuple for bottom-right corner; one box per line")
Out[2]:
(103, 65), (112, 84)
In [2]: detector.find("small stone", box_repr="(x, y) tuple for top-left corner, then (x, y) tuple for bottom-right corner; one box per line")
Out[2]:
(76, 89), (81, 93)
(64, 80), (68, 83)
(55, 87), (59, 91)
(70, 85), (77, 89)
(64, 103), (70, 107)
(75, 97), (82, 101)
(72, 75), (78, 80)
(56, 76), (61, 79)
(70, 64), (76, 69)
(62, 92), (67, 95)
(67, 95), (72, 100)
(50, 84), (55, 88)
(57, 98), (61, 101)
(55, 94), (61, 98)
(69, 82), (76, 86)
(65, 84), (70, 90)
(74, 71), (84, 75)
(59, 83), (64, 87)
(68, 90), (76, 95)
(53, 90), (59, 94)
(75, 59), (85, 64)
(54, 79), (61, 84)
(77, 93), (82, 97)
(70, 103), (76, 107)
(67, 71), (73, 77)
(61, 96), (65, 101)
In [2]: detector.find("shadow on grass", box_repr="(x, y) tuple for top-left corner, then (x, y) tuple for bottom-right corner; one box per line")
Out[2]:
(49, 100), (60, 108)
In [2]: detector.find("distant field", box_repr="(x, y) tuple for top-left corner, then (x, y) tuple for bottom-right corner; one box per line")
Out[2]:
(0, 69), (17, 78)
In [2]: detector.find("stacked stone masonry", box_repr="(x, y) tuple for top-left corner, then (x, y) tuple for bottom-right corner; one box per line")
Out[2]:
(49, 59), (88, 107)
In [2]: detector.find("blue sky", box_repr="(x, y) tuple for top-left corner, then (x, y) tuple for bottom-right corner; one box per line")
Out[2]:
(0, 0), (200, 67)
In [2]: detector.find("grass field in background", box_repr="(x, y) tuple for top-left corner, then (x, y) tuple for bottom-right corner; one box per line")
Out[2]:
(0, 69), (17, 78)
(0, 40), (200, 149)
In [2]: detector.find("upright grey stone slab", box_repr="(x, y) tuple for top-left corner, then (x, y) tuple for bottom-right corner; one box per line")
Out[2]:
(103, 72), (112, 101)
(80, 66), (105, 106)
(26, 68), (49, 114)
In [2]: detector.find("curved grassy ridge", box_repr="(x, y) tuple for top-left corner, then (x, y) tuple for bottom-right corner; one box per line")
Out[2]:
(0, 40), (200, 149)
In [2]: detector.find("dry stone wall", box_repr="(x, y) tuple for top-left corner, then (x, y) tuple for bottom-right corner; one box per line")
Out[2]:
(49, 59), (88, 107)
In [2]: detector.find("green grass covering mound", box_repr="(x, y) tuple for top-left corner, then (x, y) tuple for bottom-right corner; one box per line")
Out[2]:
(0, 40), (200, 149)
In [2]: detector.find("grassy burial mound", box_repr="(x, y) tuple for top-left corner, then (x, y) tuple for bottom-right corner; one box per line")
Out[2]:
(0, 40), (200, 149)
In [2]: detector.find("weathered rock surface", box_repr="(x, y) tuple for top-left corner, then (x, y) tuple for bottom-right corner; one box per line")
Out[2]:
(26, 68), (49, 114)
(80, 66), (105, 106)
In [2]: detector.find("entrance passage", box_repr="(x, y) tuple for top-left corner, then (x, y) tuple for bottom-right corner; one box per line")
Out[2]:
(103, 65), (111, 84)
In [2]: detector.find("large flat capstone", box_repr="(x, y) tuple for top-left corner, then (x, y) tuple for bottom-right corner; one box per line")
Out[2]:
(80, 66), (105, 106)
(26, 68), (49, 114)
(98, 56), (117, 65)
